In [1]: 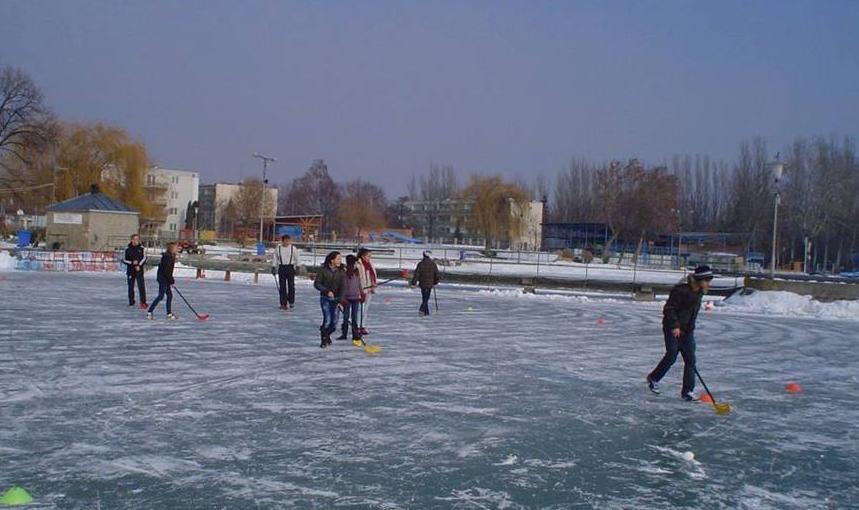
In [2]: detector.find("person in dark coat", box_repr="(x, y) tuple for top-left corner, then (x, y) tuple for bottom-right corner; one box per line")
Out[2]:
(123, 233), (147, 306)
(410, 250), (440, 316)
(314, 251), (345, 348)
(646, 265), (714, 400)
(147, 243), (178, 320)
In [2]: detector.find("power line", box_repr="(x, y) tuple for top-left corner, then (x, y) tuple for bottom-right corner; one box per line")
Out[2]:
(0, 183), (54, 194)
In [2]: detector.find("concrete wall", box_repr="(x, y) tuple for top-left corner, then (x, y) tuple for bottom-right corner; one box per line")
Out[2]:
(46, 211), (139, 251)
(511, 200), (543, 251)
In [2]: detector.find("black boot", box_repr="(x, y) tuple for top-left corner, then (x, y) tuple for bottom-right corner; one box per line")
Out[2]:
(320, 327), (328, 349)
(336, 325), (348, 340)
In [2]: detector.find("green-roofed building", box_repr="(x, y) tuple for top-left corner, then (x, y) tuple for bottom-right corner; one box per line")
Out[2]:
(46, 185), (140, 251)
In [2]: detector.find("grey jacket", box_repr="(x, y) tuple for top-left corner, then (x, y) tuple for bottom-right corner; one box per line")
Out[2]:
(314, 264), (345, 299)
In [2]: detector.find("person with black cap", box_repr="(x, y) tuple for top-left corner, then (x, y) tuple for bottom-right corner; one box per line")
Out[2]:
(410, 250), (440, 316)
(646, 265), (714, 401)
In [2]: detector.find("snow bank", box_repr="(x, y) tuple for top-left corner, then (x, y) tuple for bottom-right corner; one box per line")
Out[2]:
(0, 250), (16, 271)
(722, 289), (859, 320)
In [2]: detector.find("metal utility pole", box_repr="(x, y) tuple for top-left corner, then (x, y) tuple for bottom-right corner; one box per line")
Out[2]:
(769, 156), (784, 279)
(52, 166), (69, 204)
(252, 153), (276, 244)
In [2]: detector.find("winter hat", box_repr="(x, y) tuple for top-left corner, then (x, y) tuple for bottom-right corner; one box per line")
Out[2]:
(346, 254), (358, 266)
(692, 265), (714, 281)
(423, 250), (433, 258)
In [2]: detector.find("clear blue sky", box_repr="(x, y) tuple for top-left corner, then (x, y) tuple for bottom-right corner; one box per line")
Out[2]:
(2, 0), (857, 195)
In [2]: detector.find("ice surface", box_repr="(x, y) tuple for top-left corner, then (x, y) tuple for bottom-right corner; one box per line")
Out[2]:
(0, 271), (856, 509)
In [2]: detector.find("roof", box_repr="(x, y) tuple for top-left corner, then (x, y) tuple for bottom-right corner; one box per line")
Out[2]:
(47, 192), (137, 213)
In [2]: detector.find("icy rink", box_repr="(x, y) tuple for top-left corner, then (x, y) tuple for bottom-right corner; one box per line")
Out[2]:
(1, 272), (856, 509)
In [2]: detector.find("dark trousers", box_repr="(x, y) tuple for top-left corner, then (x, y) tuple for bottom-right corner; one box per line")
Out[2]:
(648, 328), (696, 395)
(419, 287), (432, 315)
(148, 280), (173, 315)
(343, 299), (361, 338)
(127, 269), (146, 305)
(277, 265), (296, 306)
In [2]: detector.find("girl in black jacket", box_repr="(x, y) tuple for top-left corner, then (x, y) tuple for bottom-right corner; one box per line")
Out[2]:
(147, 243), (178, 320)
(314, 251), (344, 347)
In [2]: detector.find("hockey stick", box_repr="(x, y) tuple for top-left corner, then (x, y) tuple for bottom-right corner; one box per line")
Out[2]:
(693, 366), (731, 415)
(173, 285), (210, 321)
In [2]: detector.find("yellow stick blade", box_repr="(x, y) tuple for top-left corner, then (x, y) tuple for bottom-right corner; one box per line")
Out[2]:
(713, 402), (732, 415)
(363, 344), (381, 354)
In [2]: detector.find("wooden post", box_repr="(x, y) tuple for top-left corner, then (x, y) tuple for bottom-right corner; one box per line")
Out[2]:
(196, 267), (203, 279)
(225, 270), (231, 282)
(254, 270), (259, 284)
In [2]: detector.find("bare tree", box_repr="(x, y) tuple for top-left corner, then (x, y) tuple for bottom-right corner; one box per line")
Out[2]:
(0, 64), (53, 175)
(234, 177), (275, 230)
(338, 179), (388, 239)
(280, 160), (342, 232)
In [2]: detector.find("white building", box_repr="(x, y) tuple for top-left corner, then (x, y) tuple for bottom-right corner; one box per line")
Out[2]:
(145, 167), (199, 238)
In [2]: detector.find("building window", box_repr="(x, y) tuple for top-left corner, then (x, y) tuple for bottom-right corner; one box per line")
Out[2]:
(170, 223), (177, 231)
(171, 192), (178, 199)
(172, 176), (179, 184)
(146, 175), (156, 185)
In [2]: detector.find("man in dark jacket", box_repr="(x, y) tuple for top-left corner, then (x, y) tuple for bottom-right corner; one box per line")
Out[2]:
(123, 234), (147, 306)
(647, 265), (714, 400)
(147, 243), (178, 320)
(410, 250), (440, 316)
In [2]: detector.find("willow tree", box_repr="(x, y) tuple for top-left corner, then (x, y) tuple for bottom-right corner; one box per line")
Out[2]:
(460, 175), (531, 250)
(51, 122), (158, 219)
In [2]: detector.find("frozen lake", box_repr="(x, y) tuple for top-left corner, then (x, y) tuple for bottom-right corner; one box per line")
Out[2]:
(1, 271), (856, 509)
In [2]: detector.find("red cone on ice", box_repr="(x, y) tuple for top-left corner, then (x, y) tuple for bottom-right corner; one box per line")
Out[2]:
(785, 382), (802, 393)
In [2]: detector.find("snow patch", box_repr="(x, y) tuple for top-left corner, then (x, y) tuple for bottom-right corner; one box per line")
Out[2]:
(0, 250), (16, 271)
(722, 289), (859, 320)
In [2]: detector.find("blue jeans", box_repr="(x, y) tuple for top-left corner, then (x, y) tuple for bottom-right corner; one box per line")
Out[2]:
(148, 280), (172, 315)
(320, 296), (339, 332)
(648, 328), (696, 395)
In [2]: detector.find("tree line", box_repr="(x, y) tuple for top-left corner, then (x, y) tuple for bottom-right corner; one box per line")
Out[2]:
(3, 61), (857, 270)
(550, 137), (858, 271)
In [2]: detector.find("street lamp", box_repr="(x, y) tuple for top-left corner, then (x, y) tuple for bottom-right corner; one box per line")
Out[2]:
(252, 153), (276, 244)
(769, 155), (785, 279)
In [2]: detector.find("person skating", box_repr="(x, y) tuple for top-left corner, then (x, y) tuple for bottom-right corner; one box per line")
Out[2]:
(646, 265), (714, 401)
(340, 255), (366, 346)
(314, 251), (345, 348)
(123, 233), (147, 307)
(271, 234), (301, 310)
(410, 250), (440, 316)
(356, 248), (377, 335)
(147, 242), (178, 320)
